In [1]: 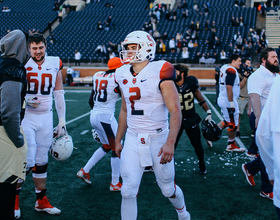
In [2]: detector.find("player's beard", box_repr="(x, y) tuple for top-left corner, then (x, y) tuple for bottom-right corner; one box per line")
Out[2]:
(265, 59), (279, 73)
(175, 73), (182, 82)
(32, 54), (45, 63)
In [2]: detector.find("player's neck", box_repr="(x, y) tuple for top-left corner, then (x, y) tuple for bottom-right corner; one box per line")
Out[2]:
(131, 60), (149, 74)
(33, 58), (45, 66)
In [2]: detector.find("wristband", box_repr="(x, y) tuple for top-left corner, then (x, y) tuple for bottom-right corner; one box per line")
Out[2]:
(59, 118), (66, 127)
(229, 101), (235, 108)
(206, 109), (212, 115)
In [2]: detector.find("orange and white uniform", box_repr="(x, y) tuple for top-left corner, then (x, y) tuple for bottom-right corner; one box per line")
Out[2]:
(217, 64), (240, 125)
(115, 60), (177, 201)
(22, 56), (63, 168)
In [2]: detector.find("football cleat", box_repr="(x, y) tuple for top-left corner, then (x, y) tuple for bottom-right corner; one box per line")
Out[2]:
(242, 164), (255, 186)
(260, 191), (273, 200)
(246, 152), (259, 158)
(76, 168), (91, 184)
(35, 196), (61, 215)
(14, 195), (20, 219)
(201, 119), (222, 141)
(110, 182), (122, 191)
(50, 133), (74, 161)
(226, 141), (245, 152)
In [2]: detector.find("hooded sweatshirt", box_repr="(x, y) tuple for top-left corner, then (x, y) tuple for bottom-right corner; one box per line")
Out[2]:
(0, 30), (30, 147)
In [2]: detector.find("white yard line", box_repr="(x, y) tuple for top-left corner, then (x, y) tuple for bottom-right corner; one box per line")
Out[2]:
(66, 112), (90, 125)
(201, 92), (247, 151)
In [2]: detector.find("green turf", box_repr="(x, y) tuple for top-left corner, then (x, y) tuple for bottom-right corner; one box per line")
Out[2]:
(18, 90), (278, 220)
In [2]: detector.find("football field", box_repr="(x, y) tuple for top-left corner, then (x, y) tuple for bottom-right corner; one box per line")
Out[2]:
(18, 89), (277, 220)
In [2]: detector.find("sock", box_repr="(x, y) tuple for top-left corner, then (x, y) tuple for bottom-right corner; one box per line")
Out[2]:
(168, 185), (189, 218)
(83, 147), (107, 173)
(111, 157), (120, 185)
(36, 188), (46, 200)
(121, 198), (137, 220)
(228, 138), (235, 143)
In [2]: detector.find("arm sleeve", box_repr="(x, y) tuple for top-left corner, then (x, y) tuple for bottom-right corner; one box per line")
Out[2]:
(53, 90), (66, 126)
(1, 81), (24, 148)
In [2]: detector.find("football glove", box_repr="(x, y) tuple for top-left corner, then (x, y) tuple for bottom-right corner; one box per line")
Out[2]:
(54, 118), (66, 138)
(26, 96), (41, 108)
(205, 109), (212, 122)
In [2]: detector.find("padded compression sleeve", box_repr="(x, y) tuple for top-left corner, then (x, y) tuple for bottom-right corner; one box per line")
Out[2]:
(53, 90), (66, 126)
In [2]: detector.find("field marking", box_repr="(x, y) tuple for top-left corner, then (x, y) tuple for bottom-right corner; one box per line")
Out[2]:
(201, 92), (247, 151)
(81, 130), (89, 135)
(66, 112), (90, 125)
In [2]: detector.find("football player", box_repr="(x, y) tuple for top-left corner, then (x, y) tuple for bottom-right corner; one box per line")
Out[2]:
(217, 54), (245, 152)
(115, 31), (190, 220)
(15, 33), (65, 218)
(76, 57), (123, 191)
(173, 64), (212, 175)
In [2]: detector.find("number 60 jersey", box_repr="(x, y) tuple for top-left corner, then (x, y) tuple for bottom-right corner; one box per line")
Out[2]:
(25, 57), (63, 113)
(115, 60), (176, 134)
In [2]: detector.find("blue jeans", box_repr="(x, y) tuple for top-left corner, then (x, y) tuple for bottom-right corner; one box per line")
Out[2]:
(276, 206), (280, 220)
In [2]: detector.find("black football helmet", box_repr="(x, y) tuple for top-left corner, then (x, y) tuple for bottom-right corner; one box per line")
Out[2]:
(201, 119), (222, 141)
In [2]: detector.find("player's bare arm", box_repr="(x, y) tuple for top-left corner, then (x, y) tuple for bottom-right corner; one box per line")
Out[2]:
(158, 80), (181, 164)
(249, 93), (261, 127)
(226, 85), (234, 102)
(194, 88), (210, 112)
(115, 93), (128, 158)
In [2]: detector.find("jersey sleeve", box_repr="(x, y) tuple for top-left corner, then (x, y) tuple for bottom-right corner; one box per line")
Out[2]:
(247, 72), (265, 95)
(160, 62), (176, 81)
(225, 67), (236, 86)
(59, 59), (63, 70)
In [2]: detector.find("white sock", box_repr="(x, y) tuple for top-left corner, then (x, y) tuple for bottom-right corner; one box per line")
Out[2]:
(168, 185), (189, 218)
(111, 157), (120, 185)
(83, 147), (107, 173)
(121, 198), (137, 220)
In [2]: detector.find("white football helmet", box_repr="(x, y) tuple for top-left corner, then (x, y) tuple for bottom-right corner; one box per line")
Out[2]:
(50, 133), (74, 161)
(120, 30), (156, 64)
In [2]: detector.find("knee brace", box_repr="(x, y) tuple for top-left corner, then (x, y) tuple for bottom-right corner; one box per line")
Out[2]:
(121, 184), (138, 199)
(227, 122), (237, 132)
(102, 144), (111, 153)
(32, 163), (48, 178)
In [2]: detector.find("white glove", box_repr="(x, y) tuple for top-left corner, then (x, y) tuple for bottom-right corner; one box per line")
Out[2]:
(54, 118), (66, 138)
(205, 109), (212, 122)
(26, 96), (41, 108)
(92, 129), (101, 143)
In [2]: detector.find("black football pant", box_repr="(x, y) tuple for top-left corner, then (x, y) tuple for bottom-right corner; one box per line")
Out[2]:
(175, 123), (204, 162)
(0, 182), (17, 220)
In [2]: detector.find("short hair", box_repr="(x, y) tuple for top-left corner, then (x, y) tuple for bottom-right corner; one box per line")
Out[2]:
(241, 58), (250, 63)
(29, 33), (46, 46)
(229, 54), (240, 64)
(174, 64), (190, 77)
(259, 47), (275, 64)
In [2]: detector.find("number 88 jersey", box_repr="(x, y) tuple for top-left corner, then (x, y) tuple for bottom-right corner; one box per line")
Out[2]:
(25, 56), (62, 113)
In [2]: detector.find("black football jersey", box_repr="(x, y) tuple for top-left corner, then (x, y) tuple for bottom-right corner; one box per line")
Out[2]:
(175, 76), (199, 118)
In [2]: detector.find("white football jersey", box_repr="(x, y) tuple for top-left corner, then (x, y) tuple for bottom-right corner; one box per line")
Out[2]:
(115, 60), (176, 134)
(219, 64), (240, 100)
(91, 71), (120, 115)
(25, 56), (62, 113)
